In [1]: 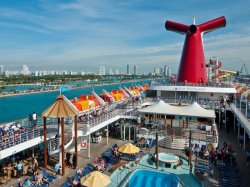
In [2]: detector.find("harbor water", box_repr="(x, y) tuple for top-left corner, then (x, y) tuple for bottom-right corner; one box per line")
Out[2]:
(0, 80), (150, 124)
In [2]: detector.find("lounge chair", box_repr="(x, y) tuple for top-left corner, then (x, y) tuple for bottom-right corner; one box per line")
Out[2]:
(60, 182), (71, 187)
(42, 169), (57, 183)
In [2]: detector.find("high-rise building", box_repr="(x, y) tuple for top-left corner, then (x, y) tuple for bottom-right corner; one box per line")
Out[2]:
(134, 65), (138, 75)
(0, 65), (4, 75)
(108, 68), (113, 75)
(154, 67), (160, 75)
(164, 65), (168, 76)
(127, 64), (130, 75)
(164, 65), (172, 76)
(115, 69), (119, 75)
(167, 65), (172, 76)
(99, 66), (105, 75)
(21, 65), (29, 75)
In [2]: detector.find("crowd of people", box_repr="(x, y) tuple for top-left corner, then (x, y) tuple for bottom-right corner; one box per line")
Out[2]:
(0, 156), (40, 185)
(194, 141), (237, 167)
(0, 111), (39, 151)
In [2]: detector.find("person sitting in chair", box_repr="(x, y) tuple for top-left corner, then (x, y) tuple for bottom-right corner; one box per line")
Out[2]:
(55, 162), (61, 175)
(113, 147), (120, 157)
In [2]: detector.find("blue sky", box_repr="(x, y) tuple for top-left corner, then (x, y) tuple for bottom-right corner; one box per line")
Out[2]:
(0, 0), (250, 73)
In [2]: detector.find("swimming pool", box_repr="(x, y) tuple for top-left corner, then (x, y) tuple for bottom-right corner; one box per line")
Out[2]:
(122, 169), (183, 187)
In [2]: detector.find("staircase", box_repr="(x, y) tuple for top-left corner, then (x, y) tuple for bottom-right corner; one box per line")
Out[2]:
(48, 126), (74, 155)
(159, 135), (186, 150)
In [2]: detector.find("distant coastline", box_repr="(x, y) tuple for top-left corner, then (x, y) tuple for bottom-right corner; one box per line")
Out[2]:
(0, 79), (150, 98)
(0, 82), (111, 98)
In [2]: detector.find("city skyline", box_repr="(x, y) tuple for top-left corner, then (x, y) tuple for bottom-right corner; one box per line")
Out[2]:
(0, 0), (250, 73)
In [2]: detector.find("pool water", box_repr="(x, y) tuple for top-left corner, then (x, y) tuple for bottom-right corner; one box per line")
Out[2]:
(126, 169), (182, 187)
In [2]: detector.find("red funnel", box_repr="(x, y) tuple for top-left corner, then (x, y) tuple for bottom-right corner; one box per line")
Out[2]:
(165, 16), (226, 83)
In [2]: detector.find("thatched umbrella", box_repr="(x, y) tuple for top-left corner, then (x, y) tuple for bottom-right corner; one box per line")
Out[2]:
(42, 95), (78, 175)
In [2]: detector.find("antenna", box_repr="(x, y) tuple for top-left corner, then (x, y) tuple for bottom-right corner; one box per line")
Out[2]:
(193, 17), (196, 25)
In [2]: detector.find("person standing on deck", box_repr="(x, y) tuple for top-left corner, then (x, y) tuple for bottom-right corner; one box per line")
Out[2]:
(32, 112), (37, 127)
(28, 114), (32, 127)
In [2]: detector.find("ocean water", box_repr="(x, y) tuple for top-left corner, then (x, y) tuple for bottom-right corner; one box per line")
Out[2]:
(0, 80), (150, 124)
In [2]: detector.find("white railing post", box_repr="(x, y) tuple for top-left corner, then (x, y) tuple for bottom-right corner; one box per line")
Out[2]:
(246, 98), (248, 118)
(26, 131), (28, 141)
(244, 128), (246, 150)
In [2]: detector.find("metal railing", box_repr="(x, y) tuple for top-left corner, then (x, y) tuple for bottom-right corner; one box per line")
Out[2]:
(48, 126), (74, 155)
(0, 101), (142, 151)
(0, 117), (56, 151)
(151, 81), (234, 88)
(0, 128), (44, 151)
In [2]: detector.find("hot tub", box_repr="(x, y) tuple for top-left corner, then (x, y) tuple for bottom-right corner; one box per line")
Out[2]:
(154, 153), (180, 168)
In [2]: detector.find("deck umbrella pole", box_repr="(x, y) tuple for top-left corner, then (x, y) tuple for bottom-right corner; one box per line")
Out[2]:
(61, 117), (65, 176)
(43, 117), (47, 169)
(74, 115), (78, 167)
(88, 134), (91, 158)
(189, 131), (193, 172)
(155, 131), (159, 170)
(58, 118), (61, 165)
(171, 116), (173, 128)
(106, 124), (109, 145)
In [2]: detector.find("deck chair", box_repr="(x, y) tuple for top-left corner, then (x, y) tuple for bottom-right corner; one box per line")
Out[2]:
(22, 165), (28, 175)
(60, 182), (71, 187)
(42, 169), (57, 183)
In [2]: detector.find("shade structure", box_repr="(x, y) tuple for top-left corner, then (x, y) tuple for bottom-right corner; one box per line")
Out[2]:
(42, 95), (78, 118)
(42, 94), (79, 175)
(118, 143), (140, 154)
(139, 100), (215, 118)
(80, 171), (111, 187)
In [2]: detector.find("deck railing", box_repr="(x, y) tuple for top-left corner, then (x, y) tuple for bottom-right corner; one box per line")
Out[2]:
(48, 126), (74, 155)
(0, 101), (142, 151)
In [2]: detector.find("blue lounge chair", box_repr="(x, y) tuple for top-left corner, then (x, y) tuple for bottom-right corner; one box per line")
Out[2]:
(42, 169), (57, 183)
(60, 182), (71, 187)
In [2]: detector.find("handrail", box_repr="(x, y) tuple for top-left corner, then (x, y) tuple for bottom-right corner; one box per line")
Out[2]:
(48, 126), (74, 155)
(0, 117), (56, 151)
(0, 100), (142, 152)
(0, 128), (44, 151)
(151, 81), (234, 88)
(230, 103), (250, 135)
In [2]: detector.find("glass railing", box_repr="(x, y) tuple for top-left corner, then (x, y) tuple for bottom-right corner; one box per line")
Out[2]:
(151, 81), (234, 88)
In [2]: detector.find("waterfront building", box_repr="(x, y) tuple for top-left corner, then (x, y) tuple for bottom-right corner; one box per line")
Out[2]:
(21, 65), (30, 75)
(0, 65), (4, 75)
(114, 69), (119, 75)
(163, 65), (172, 76)
(99, 66), (106, 75)
(134, 65), (138, 75)
(108, 68), (113, 75)
(127, 64), (130, 75)
(0, 65), (3, 75)
(164, 65), (168, 76)
(154, 67), (160, 75)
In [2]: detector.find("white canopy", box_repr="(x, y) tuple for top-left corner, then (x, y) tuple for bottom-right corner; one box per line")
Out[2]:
(139, 100), (215, 118)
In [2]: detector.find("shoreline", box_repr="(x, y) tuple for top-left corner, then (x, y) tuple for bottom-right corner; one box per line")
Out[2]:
(0, 79), (150, 99)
